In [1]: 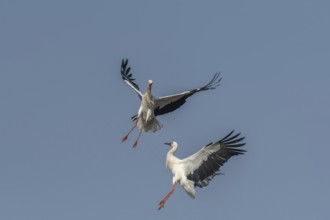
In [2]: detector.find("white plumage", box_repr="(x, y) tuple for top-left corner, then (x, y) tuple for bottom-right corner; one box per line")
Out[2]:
(158, 130), (246, 210)
(120, 59), (222, 148)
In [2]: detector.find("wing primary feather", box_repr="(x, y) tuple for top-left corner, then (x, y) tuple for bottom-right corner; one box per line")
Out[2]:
(199, 72), (222, 91)
(222, 137), (246, 145)
(154, 72), (222, 116)
(120, 59), (142, 98)
(125, 67), (131, 75)
(121, 59), (128, 70)
(222, 132), (241, 142)
(187, 131), (246, 187)
(219, 130), (235, 142)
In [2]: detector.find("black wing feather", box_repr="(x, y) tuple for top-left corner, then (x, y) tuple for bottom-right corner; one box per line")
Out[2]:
(187, 130), (246, 188)
(154, 72), (222, 116)
(121, 59), (141, 93)
(154, 94), (192, 116)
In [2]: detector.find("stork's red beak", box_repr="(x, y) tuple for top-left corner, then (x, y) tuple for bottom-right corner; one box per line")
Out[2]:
(164, 142), (172, 146)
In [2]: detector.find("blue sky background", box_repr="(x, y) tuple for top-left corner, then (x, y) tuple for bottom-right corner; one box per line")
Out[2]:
(1, 1), (330, 219)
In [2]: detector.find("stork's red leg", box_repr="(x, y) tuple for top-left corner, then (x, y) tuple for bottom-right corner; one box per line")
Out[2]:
(121, 125), (136, 142)
(158, 183), (176, 210)
(132, 119), (145, 148)
(132, 128), (143, 148)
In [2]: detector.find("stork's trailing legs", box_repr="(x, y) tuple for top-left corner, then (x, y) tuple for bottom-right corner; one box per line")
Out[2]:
(121, 124), (137, 142)
(122, 115), (140, 142)
(132, 119), (146, 148)
(158, 183), (176, 210)
(132, 128), (143, 148)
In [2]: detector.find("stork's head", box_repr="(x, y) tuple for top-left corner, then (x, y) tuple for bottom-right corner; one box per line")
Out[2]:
(164, 141), (178, 148)
(148, 80), (153, 90)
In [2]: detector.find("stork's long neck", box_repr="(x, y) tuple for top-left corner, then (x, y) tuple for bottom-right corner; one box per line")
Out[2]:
(144, 84), (152, 103)
(168, 145), (177, 155)
(146, 81), (152, 97)
(144, 87), (154, 108)
(146, 86), (151, 96)
(166, 145), (178, 168)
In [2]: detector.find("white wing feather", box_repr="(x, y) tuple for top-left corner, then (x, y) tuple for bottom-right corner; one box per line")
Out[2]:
(181, 143), (221, 176)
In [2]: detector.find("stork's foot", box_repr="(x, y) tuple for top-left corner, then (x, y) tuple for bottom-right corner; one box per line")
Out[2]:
(121, 125), (136, 143)
(158, 200), (165, 210)
(132, 140), (138, 148)
(121, 135), (128, 142)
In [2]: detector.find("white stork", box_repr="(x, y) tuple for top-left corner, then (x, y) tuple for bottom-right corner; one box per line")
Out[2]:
(158, 130), (246, 210)
(120, 59), (222, 148)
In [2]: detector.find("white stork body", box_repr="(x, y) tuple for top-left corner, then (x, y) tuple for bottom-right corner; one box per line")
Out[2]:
(135, 84), (163, 133)
(158, 130), (246, 210)
(120, 59), (222, 148)
(122, 85), (163, 147)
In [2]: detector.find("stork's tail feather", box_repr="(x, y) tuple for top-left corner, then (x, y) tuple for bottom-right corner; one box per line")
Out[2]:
(132, 115), (163, 133)
(182, 180), (196, 199)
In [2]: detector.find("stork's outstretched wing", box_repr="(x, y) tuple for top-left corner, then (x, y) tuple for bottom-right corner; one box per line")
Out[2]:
(121, 59), (143, 99)
(182, 130), (246, 187)
(154, 72), (221, 116)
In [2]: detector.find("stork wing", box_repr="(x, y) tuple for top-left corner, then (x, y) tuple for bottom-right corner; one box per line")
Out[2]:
(182, 130), (246, 188)
(154, 72), (221, 116)
(121, 59), (143, 99)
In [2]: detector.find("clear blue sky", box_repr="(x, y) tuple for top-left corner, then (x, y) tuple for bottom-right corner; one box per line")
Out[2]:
(1, 1), (329, 219)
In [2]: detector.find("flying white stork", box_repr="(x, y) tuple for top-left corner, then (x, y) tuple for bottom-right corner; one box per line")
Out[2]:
(120, 59), (222, 148)
(158, 130), (246, 210)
